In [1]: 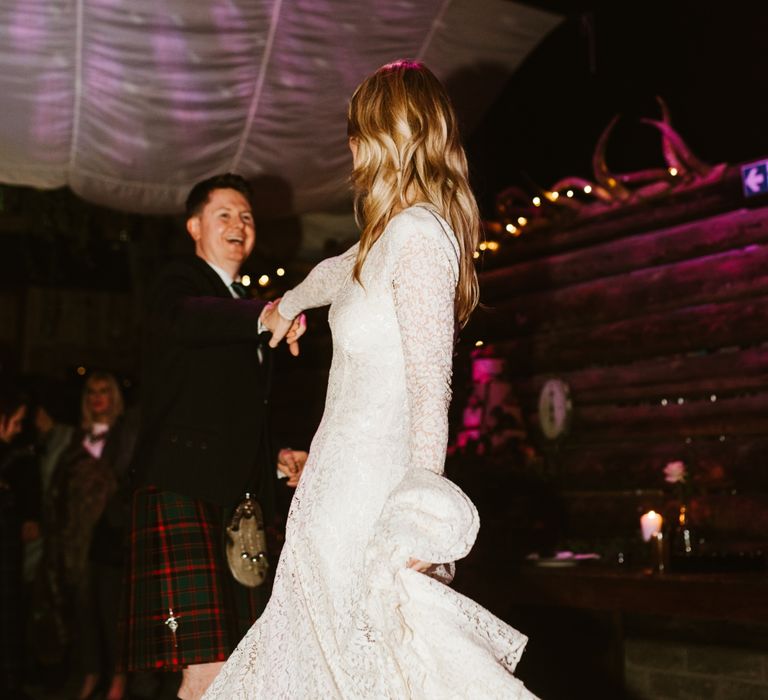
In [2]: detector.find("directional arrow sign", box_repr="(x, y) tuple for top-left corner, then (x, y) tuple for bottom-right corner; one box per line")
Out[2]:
(741, 160), (768, 197)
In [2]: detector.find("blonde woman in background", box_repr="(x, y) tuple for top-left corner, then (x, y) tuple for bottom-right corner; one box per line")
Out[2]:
(44, 371), (136, 700)
(204, 60), (536, 699)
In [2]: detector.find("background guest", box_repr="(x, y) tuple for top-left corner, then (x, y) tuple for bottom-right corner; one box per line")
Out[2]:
(23, 387), (75, 585)
(42, 370), (130, 700)
(0, 380), (36, 700)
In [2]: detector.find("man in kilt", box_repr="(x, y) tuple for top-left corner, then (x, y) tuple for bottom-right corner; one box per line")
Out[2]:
(126, 174), (306, 700)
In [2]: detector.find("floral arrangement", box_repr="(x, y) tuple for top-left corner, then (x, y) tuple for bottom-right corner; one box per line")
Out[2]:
(663, 460), (686, 483)
(663, 460), (691, 501)
(662, 457), (730, 534)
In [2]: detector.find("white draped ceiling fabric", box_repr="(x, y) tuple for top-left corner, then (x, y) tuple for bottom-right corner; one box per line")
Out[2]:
(0, 0), (560, 219)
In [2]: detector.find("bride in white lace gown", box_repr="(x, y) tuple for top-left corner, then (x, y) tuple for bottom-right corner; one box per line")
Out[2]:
(203, 60), (536, 700)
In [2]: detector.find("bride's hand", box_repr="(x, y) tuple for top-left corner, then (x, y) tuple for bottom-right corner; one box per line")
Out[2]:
(284, 314), (307, 354)
(406, 558), (431, 573)
(261, 300), (306, 356)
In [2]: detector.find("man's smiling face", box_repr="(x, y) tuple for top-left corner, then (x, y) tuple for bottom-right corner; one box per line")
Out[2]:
(186, 187), (255, 275)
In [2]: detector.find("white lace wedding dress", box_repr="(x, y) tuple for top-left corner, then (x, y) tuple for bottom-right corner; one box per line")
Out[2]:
(203, 205), (536, 699)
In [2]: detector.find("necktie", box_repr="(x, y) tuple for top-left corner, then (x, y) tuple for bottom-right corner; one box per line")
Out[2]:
(231, 280), (248, 298)
(232, 280), (265, 364)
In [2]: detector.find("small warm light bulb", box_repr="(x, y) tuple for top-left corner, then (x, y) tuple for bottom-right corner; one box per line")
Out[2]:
(472, 251), (480, 259)
(258, 274), (270, 286)
(517, 216), (528, 226)
(661, 398), (668, 406)
(77, 366), (86, 376)
(583, 185), (593, 194)
(240, 274), (251, 287)
(677, 397), (684, 405)
(479, 241), (488, 251)
(486, 241), (499, 251)
(719, 435), (726, 442)
(532, 196), (541, 207)
(710, 394), (717, 402)
(505, 223), (517, 234)
(475, 340), (484, 347)
(550, 191), (559, 201)
(668, 167), (678, 177)
(566, 189), (574, 198)
(276, 267), (285, 277)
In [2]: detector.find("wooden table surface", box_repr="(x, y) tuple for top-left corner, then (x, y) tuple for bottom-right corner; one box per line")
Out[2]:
(507, 565), (768, 624)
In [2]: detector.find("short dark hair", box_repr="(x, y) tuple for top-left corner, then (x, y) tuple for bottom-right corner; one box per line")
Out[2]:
(185, 173), (253, 219)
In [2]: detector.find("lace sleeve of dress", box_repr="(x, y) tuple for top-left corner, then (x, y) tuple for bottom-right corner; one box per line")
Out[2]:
(278, 242), (359, 320)
(391, 218), (457, 476)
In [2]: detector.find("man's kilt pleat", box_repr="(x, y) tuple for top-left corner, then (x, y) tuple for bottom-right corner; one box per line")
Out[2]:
(125, 486), (269, 671)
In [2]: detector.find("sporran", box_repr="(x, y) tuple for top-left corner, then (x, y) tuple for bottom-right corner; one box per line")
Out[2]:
(225, 493), (269, 587)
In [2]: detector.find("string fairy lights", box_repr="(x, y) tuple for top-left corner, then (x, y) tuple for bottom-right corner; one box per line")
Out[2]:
(484, 178), (629, 256)
(248, 267), (287, 289)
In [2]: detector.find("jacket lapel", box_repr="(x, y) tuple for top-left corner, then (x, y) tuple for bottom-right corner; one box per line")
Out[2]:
(190, 255), (232, 298)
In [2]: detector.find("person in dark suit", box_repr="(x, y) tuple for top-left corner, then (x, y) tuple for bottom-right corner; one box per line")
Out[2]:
(124, 173), (306, 700)
(0, 382), (35, 700)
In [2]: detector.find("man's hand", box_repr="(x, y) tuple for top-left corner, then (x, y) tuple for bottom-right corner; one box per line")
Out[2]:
(277, 448), (308, 488)
(260, 300), (306, 357)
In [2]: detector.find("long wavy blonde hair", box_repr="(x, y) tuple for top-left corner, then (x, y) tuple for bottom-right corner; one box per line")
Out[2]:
(348, 60), (480, 328)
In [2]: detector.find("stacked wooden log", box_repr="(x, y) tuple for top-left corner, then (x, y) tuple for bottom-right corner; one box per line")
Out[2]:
(467, 164), (768, 542)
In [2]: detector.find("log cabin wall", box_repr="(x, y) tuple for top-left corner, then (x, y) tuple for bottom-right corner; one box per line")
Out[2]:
(467, 164), (768, 556)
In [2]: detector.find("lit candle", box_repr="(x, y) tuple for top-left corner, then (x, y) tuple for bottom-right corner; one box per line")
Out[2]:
(640, 510), (663, 542)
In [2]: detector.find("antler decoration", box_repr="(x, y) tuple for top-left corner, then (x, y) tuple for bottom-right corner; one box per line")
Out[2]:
(641, 96), (712, 177)
(591, 114), (632, 200)
(496, 97), (727, 232)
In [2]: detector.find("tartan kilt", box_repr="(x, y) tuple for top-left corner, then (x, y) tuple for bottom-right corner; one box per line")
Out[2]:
(124, 486), (269, 671)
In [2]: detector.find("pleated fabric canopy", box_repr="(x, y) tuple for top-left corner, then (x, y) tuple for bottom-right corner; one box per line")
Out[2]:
(0, 0), (560, 217)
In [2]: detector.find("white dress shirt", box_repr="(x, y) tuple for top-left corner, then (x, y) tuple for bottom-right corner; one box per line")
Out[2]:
(83, 421), (110, 458)
(205, 259), (239, 298)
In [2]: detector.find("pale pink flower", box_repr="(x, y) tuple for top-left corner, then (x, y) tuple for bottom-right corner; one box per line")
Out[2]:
(664, 460), (687, 484)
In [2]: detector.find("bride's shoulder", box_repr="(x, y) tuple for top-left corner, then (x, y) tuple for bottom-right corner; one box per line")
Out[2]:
(385, 205), (456, 251)
(389, 203), (442, 228)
